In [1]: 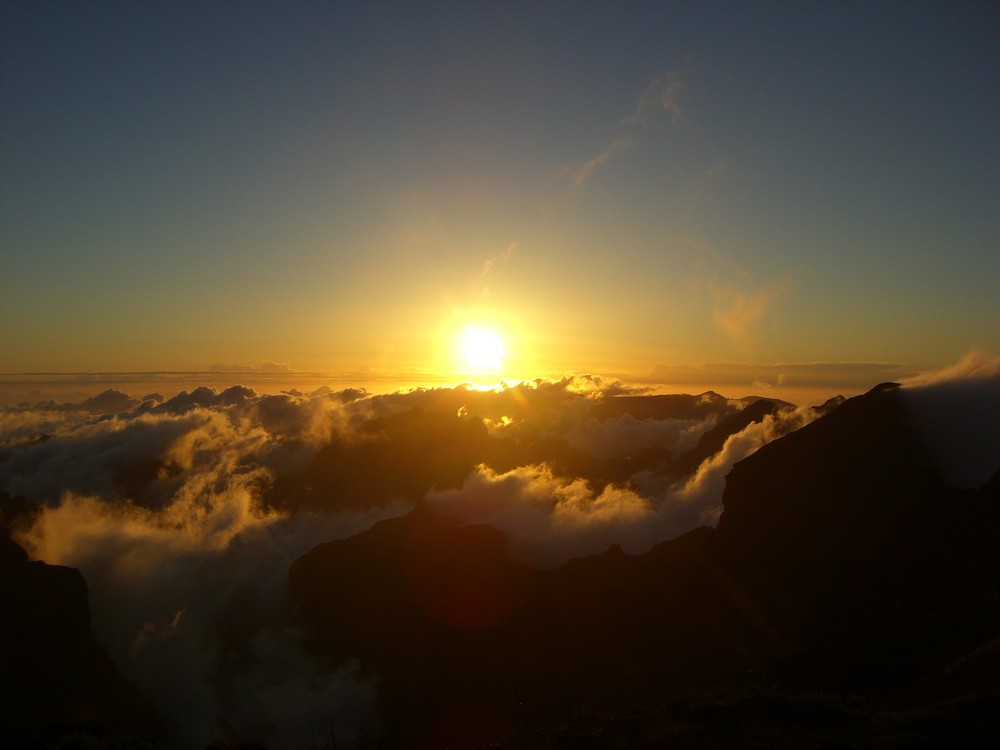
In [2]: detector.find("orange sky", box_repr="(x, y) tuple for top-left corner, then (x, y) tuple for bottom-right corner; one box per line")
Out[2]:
(2, 5), (997, 392)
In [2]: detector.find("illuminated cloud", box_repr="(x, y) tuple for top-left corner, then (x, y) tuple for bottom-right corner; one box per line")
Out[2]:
(667, 406), (818, 521)
(901, 348), (1000, 387)
(16, 488), (389, 749)
(427, 404), (814, 568)
(0, 378), (842, 744)
(711, 273), (790, 338)
(4, 388), (401, 749)
(427, 463), (659, 567)
(560, 373), (647, 397)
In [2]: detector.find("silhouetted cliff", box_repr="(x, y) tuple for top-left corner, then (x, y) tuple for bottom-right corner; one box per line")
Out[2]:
(288, 383), (1000, 747)
(0, 527), (156, 749)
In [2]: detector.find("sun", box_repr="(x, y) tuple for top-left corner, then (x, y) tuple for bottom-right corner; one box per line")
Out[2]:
(456, 326), (506, 373)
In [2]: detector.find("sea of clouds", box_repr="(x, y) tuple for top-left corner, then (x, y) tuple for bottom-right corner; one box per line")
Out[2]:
(2, 360), (997, 748)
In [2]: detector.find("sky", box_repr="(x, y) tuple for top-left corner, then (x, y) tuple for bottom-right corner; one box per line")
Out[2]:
(2, 2), (998, 393)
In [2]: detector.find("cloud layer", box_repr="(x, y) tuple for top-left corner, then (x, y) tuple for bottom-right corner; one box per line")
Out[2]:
(0, 376), (829, 745)
(429, 405), (818, 568)
(2, 386), (395, 748)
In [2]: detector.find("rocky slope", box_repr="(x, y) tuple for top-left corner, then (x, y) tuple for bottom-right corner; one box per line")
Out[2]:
(0, 524), (156, 749)
(288, 383), (1000, 747)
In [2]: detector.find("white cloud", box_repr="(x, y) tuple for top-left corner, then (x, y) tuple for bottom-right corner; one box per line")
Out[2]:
(1, 378), (828, 745)
(901, 348), (1000, 387)
(428, 401), (818, 568)
(668, 407), (818, 519)
(428, 463), (658, 567)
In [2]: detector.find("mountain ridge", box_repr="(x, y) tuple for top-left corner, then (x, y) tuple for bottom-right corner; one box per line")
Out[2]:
(287, 382), (1000, 746)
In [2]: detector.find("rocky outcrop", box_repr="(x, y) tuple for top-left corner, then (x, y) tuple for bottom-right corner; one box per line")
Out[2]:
(712, 382), (1000, 684)
(289, 506), (754, 744)
(288, 383), (1000, 747)
(0, 530), (156, 749)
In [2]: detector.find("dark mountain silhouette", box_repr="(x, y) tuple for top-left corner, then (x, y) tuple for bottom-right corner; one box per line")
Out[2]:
(714, 382), (1000, 688)
(0, 515), (156, 749)
(591, 390), (732, 420)
(288, 383), (1000, 747)
(11, 388), (140, 415)
(289, 506), (765, 745)
(372, 384), (744, 426)
(811, 393), (846, 415)
(268, 408), (496, 512)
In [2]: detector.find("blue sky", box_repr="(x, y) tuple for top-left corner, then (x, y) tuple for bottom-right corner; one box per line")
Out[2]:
(2, 2), (998, 387)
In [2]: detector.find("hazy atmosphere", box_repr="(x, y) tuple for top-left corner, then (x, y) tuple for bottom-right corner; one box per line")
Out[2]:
(3, 2), (997, 389)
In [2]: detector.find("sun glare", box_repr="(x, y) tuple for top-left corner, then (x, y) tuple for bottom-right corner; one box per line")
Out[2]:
(456, 326), (506, 373)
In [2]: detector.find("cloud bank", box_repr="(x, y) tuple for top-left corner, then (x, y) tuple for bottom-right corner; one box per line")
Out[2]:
(429, 405), (818, 568)
(2, 386), (397, 748)
(0, 376), (829, 745)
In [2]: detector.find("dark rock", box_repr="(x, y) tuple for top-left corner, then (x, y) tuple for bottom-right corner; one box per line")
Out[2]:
(76, 389), (140, 415)
(0, 531), (157, 748)
(288, 383), (1000, 747)
(810, 394), (845, 416)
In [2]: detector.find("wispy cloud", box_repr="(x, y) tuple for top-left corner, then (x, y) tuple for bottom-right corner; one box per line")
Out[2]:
(565, 67), (688, 186)
(901, 348), (1000, 387)
(711, 273), (790, 338)
(621, 69), (686, 127)
(568, 137), (635, 186)
(478, 241), (518, 296)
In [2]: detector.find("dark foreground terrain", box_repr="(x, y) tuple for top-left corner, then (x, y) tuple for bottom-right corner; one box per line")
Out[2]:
(3, 382), (999, 748)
